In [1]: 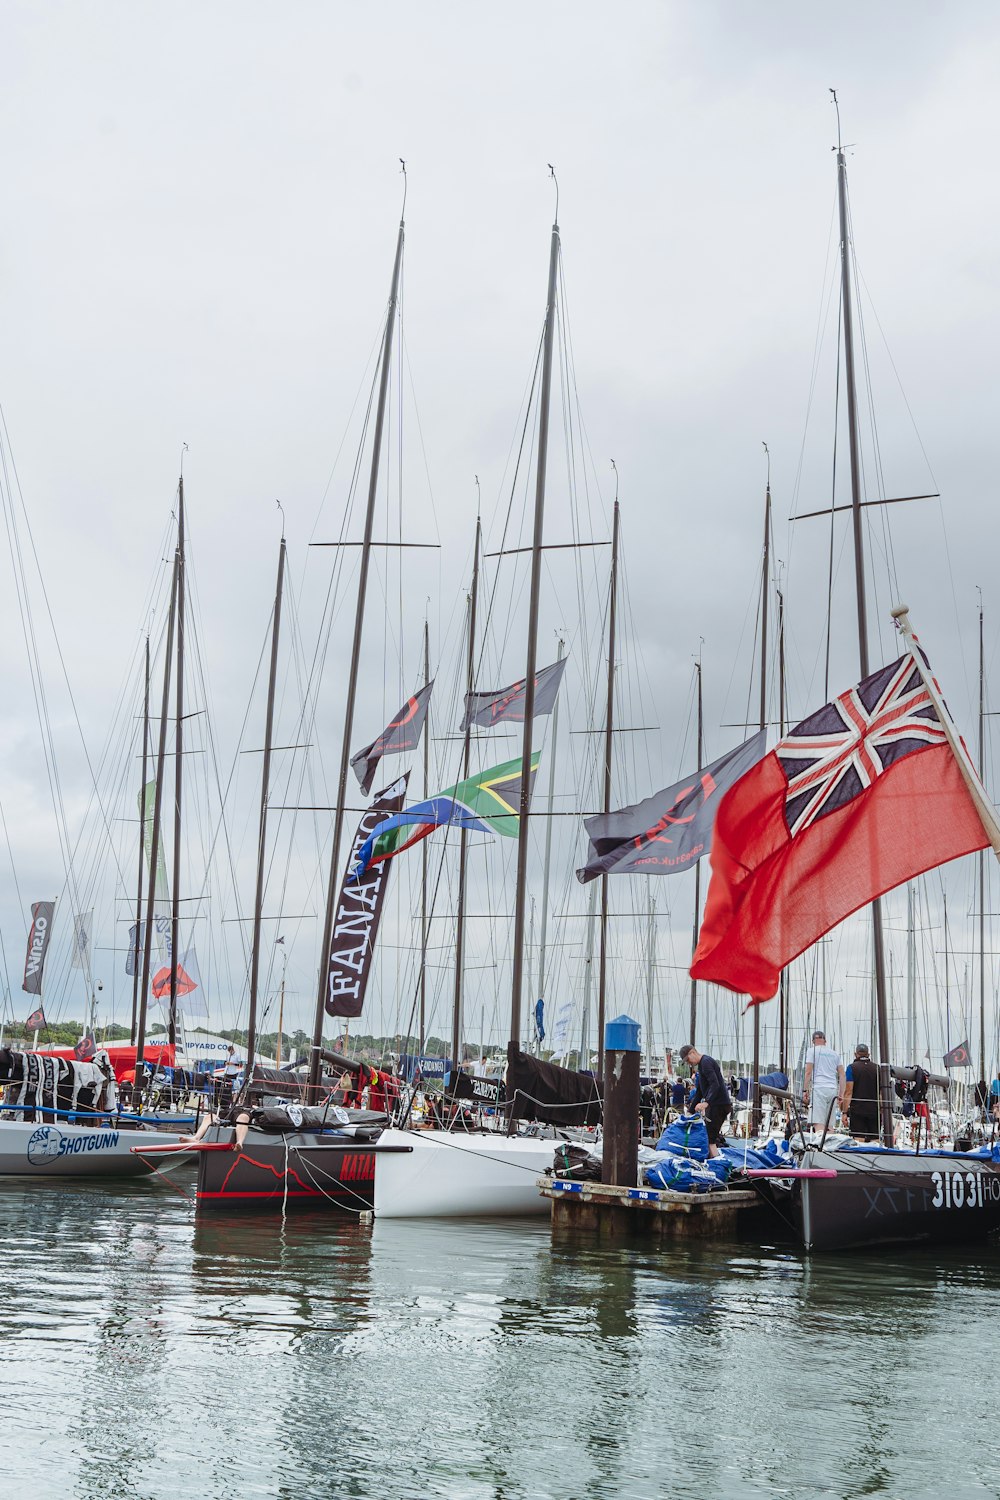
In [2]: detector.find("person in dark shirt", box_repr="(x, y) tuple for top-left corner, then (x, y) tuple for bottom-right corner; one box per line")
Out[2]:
(670, 1077), (687, 1114)
(842, 1043), (879, 1141)
(679, 1044), (730, 1157)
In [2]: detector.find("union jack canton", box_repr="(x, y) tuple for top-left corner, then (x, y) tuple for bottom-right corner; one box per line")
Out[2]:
(777, 654), (946, 837)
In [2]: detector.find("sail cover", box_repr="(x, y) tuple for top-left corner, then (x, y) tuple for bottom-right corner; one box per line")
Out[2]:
(505, 1042), (602, 1127)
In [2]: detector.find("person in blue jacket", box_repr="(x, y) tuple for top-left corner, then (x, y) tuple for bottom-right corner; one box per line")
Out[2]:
(679, 1043), (731, 1157)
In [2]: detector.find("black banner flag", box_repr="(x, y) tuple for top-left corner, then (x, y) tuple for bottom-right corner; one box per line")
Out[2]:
(326, 775), (409, 1018)
(576, 732), (766, 883)
(461, 656), (567, 732)
(944, 1039), (971, 1069)
(351, 682), (434, 796)
(22, 901), (55, 995)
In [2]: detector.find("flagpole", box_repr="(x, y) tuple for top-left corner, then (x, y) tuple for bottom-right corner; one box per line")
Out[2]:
(892, 606), (1000, 856)
(135, 550), (179, 1083)
(247, 534), (286, 1080)
(130, 636), (150, 1045)
(834, 97), (894, 1144)
(510, 202), (560, 1054)
(452, 515), (481, 1080)
(169, 474), (185, 1050)
(596, 496), (620, 1079)
(308, 202), (405, 1100)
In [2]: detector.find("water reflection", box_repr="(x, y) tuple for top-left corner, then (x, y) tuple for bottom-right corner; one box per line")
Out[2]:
(0, 1182), (998, 1498)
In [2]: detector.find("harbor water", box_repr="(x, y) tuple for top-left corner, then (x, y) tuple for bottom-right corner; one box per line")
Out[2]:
(2, 1175), (998, 1499)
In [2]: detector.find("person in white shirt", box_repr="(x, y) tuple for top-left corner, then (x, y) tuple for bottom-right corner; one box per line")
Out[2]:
(803, 1030), (846, 1131)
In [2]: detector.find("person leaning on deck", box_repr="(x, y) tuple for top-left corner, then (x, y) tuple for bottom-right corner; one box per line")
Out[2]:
(802, 1030), (845, 1131)
(678, 1044), (730, 1159)
(842, 1043), (879, 1142)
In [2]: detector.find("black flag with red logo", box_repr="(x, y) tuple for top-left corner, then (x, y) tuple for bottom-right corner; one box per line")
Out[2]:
(74, 1034), (97, 1062)
(576, 732), (767, 883)
(944, 1039), (972, 1069)
(351, 682), (434, 796)
(461, 656), (567, 732)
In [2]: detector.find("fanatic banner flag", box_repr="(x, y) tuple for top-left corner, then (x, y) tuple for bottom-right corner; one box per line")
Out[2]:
(74, 1034), (97, 1061)
(461, 657), (567, 732)
(22, 901), (55, 996)
(576, 732), (767, 883)
(352, 753), (540, 880)
(691, 650), (993, 1004)
(326, 776), (409, 1019)
(944, 1040), (972, 1069)
(351, 681), (434, 796)
(25, 1006), (46, 1031)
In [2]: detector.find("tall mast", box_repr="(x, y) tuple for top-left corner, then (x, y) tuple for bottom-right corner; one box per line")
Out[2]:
(510, 207), (560, 1051)
(777, 585), (788, 1074)
(689, 656), (703, 1042)
(645, 886), (656, 1073)
(451, 515), (481, 1076)
(419, 617), (431, 1052)
(536, 634), (565, 1047)
(906, 882), (916, 1064)
(979, 596), (986, 1083)
(596, 497), (620, 1076)
(135, 552), (179, 1078)
(130, 636), (150, 1044)
(168, 476), (185, 1049)
(751, 458), (771, 1131)
(307, 208), (405, 1097)
(833, 92), (893, 1141)
(246, 535), (287, 1078)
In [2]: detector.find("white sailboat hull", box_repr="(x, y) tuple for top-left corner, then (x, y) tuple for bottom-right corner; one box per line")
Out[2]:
(0, 1118), (184, 1178)
(373, 1128), (555, 1218)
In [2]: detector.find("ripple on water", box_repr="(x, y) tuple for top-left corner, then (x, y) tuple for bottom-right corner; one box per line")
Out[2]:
(2, 1181), (1000, 1498)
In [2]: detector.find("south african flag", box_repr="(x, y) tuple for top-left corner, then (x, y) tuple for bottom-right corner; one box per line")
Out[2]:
(352, 753), (540, 879)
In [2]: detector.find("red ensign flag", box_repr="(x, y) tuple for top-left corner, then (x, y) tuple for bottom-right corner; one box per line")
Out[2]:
(691, 650), (991, 1003)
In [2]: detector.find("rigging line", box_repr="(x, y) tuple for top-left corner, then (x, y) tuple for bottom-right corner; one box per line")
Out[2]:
(0, 428), (92, 982)
(0, 405), (132, 909)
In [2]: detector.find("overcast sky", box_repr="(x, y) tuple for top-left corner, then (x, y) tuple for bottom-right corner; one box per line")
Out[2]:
(2, 2), (1000, 1070)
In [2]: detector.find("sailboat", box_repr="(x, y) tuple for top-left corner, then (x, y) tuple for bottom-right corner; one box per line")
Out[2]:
(696, 106), (1000, 1251)
(0, 463), (190, 1178)
(373, 198), (590, 1220)
(183, 200), (424, 1211)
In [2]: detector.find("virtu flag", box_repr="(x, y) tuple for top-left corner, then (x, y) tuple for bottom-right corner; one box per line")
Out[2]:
(74, 1034), (97, 1062)
(944, 1040), (972, 1069)
(327, 775), (409, 1018)
(461, 657), (567, 732)
(691, 622), (1000, 1004)
(576, 732), (766, 883)
(351, 681), (434, 796)
(25, 1007), (46, 1031)
(353, 753), (540, 880)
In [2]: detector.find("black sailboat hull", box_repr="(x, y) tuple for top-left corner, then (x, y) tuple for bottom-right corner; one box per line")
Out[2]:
(796, 1150), (1000, 1251)
(194, 1126), (411, 1212)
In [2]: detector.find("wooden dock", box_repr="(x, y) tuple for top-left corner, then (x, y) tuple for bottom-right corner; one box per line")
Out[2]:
(540, 1176), (759, 1240)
